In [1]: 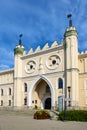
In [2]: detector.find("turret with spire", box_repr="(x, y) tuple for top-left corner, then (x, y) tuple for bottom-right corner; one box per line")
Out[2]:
(64, 14), (79, 114)
(14, 34), (25, 108)
(64, 14), (78, 38)
(14, 34), (25, 55)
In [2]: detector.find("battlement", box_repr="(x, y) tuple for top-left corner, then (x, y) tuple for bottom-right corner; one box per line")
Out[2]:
(23, 41), (64, 57)
(78, 50), (87, 58)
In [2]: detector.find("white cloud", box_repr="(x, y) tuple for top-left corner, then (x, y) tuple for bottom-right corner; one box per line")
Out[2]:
(0, 47), (13, 57)
(0, 64), (10, 70)
(0, 47), (14, 70)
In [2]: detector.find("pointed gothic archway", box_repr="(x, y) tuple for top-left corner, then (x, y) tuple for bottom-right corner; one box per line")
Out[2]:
(28, 75), (55, 109)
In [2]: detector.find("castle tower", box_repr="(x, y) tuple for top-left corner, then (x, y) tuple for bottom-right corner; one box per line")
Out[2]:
(14, 34), (25, 108)
(64, 15), (79, 109)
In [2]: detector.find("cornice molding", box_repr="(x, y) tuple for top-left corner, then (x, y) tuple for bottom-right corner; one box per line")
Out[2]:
(0, 68), (14, 75)
(78, 53), (87, 59)
(0, 82), (14, 86)
(14, 68), (79, 80)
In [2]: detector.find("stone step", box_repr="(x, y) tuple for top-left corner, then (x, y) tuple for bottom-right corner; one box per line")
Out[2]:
(49, 110), (59, 120)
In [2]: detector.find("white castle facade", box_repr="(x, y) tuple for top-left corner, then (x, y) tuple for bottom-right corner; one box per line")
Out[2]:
(0, 22), (87, 110)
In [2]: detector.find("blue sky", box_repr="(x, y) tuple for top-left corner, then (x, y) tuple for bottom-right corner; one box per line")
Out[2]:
(0, 0), (87, 70)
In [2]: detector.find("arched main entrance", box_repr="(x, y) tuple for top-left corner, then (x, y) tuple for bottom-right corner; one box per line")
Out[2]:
(28, 75), (55, 109)
(45, 98), (51, 109)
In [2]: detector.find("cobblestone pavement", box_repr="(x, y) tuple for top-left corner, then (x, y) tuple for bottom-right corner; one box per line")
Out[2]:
(0, 115), (87, 130)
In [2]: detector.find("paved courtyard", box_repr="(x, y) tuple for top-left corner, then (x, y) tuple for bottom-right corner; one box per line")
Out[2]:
(0, 113), (87, 130)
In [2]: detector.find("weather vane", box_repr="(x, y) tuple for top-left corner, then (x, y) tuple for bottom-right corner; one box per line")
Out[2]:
(67, 14), (72, 27)
(19, 34), (23, 45)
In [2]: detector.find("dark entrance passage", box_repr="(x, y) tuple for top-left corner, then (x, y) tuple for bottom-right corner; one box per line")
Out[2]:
(45, 98), (51, 109)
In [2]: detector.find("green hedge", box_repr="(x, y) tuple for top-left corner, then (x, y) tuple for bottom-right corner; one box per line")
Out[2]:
(58, 110), (87, 121)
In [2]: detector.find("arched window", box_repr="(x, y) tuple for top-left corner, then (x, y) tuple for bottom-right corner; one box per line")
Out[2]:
(1, 100), (3, 106)
(24, 83), (27, 92)
(1, 89), (3, 96)
(24, 97), (27, 105)
(9, 88), (11, 95)
(58, 78), (63, 89)
(9, 100), (11, 106)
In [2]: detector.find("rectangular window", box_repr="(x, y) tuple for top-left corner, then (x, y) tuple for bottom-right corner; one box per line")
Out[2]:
(24, 97), (27, 105)
(35, 100), (37, 104)
(1, 100), (3, 106)
(9, 88), (11, 95)
(24, 83), (27, 92)
(9, 100), (11, 106)
(1, 89), (3, 96)
(32, 100), (34, 103)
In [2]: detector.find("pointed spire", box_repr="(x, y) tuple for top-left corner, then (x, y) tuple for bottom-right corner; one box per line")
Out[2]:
(42, 43), (49, 50)
(35, 46), (41, 52)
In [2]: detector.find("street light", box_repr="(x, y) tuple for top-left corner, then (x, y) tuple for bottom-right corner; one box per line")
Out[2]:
(68, 86), (71, 107)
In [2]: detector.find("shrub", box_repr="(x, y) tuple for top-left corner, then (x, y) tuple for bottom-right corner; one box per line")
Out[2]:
(58, 110), (87, 121)
(34, 110), (50, 120)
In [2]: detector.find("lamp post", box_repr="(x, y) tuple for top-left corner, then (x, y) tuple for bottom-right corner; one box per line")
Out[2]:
(68, 86), (71, 107)
(64, 39), (67, 121)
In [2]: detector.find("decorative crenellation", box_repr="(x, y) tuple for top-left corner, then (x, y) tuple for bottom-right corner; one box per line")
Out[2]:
(79, 51), (87, 55)
(42, 43), (49, 50)
(28, 48), (34, 54)
(78, 51), (87, 60)
(24, 41), (61, 56)
(35, 46), (41, 52)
